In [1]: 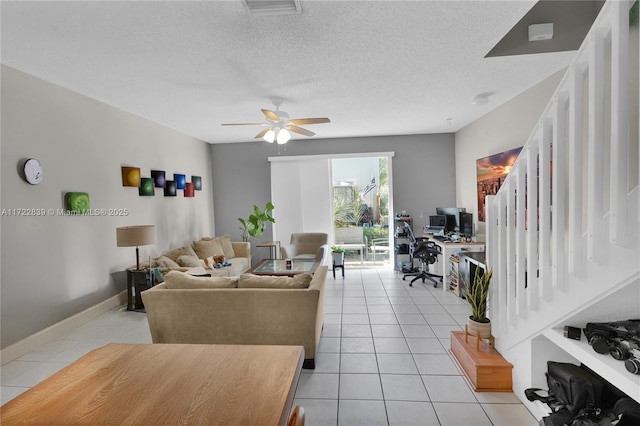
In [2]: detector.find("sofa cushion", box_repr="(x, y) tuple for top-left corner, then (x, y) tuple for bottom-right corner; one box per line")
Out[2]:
(156, 255), (180, 269)
(202, 234), (235, 259)
(238, 273), (313, 289)
(176, 254), (202, 268)
(162, 245), (198, 262)
(192, 239), (224, 259)
(163, 270), (239, 289)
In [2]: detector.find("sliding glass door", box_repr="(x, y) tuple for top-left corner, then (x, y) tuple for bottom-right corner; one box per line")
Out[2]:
(332, 156), (392, 266)
(269, 152), (394, 267)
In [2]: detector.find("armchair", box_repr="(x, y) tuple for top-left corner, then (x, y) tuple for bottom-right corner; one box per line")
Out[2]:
(281, 233), (329, 264)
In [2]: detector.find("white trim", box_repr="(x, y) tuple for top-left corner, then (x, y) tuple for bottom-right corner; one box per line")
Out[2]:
(0, 292), (127, 365)
(268, 151), (395, 162)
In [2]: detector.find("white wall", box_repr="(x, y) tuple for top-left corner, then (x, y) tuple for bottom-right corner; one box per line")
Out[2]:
(454, 69), (566, 235)
(1, 66), (214, 348)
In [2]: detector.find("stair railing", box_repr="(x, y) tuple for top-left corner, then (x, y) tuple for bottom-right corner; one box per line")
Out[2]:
(486, 0), (639, 350)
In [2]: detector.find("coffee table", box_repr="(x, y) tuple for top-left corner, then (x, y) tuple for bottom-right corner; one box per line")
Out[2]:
(249, 258), (319, 276)
(1, 343), (304, 426)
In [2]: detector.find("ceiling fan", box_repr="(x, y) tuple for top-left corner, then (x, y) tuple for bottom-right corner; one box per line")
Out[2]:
(221, 108), (330, 144)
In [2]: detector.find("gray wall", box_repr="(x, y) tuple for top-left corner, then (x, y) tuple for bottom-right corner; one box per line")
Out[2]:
(211, 133), (457, 249)
(1, 66), (214, 348)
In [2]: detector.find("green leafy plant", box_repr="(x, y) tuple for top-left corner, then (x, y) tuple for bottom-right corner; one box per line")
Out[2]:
(331, 246), (345, 253)
(238, 202), (275, 241)
(333, 186), (366, 227)
(462, 267), (493, 323)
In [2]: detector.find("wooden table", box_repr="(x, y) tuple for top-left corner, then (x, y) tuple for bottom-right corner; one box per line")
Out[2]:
(249, 258), (319, 277)
(1, 343), (304, 425)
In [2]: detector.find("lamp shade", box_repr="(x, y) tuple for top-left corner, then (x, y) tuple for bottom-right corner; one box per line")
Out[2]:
(116, 225), (155, 247)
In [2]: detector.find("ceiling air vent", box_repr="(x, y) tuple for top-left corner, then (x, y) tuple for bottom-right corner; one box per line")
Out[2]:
(243, 0), (301, 16)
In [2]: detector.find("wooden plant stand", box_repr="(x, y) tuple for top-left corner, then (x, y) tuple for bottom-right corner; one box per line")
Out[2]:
(450, 331), (513, 392)
(464, 324), (495, 351)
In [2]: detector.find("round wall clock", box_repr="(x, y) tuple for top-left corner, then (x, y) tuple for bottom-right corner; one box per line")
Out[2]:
(23, 158), (43, 185)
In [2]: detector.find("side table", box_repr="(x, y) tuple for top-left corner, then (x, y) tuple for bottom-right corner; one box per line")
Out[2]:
(256, 241), (280, 259)
(127, 269), (152, 312)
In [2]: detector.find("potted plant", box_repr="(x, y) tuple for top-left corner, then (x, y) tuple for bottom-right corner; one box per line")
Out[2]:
(330, 245), (345, 266)
(238, 202), (275, 242)
(462, 266), (493, 339)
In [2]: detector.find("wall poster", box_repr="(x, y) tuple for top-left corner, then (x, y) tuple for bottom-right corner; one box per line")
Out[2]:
(476, 146), (522, 222)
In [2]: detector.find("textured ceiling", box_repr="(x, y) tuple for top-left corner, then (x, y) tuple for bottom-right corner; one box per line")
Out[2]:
(1, 1), (581, 144)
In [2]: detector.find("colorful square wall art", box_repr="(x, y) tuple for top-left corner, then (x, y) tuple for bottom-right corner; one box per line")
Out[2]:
(121, 167), (141, 187)
(64, 192), (90, 214)
(151, 170), (166, 188)
(174, 174), (186, 190)
(476, 146), (522, 222)
(164, 180), (177, 196)
(184, 182), (195, 197)
(139, 178), (155, 196)
(192, 175), (202, 191)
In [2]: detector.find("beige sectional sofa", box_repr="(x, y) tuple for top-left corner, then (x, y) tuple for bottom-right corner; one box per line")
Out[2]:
(142, 265), (327, 369)
(140, 234), (250, 278)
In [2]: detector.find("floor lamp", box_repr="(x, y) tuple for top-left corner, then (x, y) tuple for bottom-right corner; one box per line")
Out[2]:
(116, 225), (155, 270)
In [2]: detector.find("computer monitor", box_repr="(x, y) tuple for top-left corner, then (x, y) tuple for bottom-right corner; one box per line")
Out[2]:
(459, 212), (473, 237)
(436, 207), (466, 232)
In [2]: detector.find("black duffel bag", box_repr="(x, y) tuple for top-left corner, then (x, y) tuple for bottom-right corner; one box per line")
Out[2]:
(545, 361), (605, 415)
(526, 361), (606, 425)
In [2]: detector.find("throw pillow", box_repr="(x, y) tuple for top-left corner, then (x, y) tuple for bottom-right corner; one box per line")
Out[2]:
(192, 239), (224, 259)
(163, 271), (238, 289)
(203, 234), (236, 259)
(162, 245), (198, 262)
(238, 273), (312, 289)
(176, 254), (202, 267)
(217, 234), (236, 259)
(156, 255), (180, 269)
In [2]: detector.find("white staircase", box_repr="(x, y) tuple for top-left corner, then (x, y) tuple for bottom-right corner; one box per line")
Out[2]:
(484, 0), (640, 414)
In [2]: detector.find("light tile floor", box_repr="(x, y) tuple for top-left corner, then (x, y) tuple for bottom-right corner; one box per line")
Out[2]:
(1, 267), (538, 426)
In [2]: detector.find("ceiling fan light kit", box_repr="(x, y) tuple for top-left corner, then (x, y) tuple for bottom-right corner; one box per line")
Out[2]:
(264, 129), (276, 143)
(221, 106), (330, 144)
(276, 128), (291, 144)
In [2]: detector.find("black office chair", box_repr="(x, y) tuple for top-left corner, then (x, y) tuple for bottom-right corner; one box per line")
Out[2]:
(401, 222), (442, 287)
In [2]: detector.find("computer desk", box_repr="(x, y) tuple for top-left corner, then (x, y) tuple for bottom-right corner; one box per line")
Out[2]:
(423, 234), (485, 292)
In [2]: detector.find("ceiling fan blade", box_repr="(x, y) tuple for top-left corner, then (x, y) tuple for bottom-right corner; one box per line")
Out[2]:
(254, 128), (272, 139)
(288, 125), (315, 137)
(288, 117), (330, 125)
(221, 122), (267, 126)
(261, 109), (281, 122)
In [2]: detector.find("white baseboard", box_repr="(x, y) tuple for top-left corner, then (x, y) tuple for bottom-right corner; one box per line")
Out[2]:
(1, 291), (127, 365)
